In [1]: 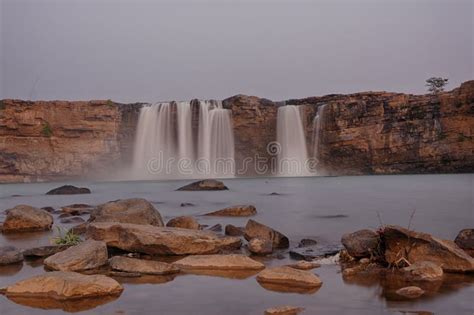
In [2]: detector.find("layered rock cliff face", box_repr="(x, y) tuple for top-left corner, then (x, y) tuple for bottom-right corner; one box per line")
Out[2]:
(0, 81), (472, 182)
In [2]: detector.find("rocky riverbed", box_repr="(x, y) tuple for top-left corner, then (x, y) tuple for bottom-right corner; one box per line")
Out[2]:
(0, 174), (473, 314)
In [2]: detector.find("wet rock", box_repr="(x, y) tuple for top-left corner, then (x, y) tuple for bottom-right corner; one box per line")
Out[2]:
(70, 223), (88, 235)
(382, 225), (474, 272)
(109, 256), (180, 275)
(90, 198), (164, 226)
(315, 214), (348, 219)
(257, 266), (322, 288)
(287, 261), (320, 270)
(86, 222), (242, 255)
(60, 216), (86, 224)
(341, 229), (381, 258)
(207, 224), (222, 232)
(22, 245), (70, 258)
(244, 219), (289, 249)
(61, 204), (93, 215)
(454, 229), (474, 256)
(4, 271), (123, 300)
(225, 224), (244, 236)
(41, 206), (55, 213)
(396, 286), (425, 299)
(166, 216), (200, 230)
(180, 202), (196, 207)
(264, 305), (305, 315)
(403, 261), (443, 281)
(289, 244), (343, 261)
(44, 240), (108, 271)
(248, 238), (273, 255)
(46, 185), (91, 195)
(204, 205), (257, 217)
(177, 179), (228, 191)
(297, 238), (318, 248)
(173, 254), (264, 270)
(0, 246), (23, 265)
(2, 205), (53, 233)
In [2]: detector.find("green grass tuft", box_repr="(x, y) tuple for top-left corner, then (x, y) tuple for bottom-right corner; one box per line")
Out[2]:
(41, 121), (53, 137)
(51, 227), (82, 246)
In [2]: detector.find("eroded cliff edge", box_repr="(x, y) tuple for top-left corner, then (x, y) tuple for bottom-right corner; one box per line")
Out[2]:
(1, 81), (473, 182)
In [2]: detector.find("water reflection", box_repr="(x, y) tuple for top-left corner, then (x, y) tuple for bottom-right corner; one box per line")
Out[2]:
(6, 294), (120, 312)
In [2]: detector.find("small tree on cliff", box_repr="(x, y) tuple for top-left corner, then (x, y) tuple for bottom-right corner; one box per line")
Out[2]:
(426, 77), (448, 94)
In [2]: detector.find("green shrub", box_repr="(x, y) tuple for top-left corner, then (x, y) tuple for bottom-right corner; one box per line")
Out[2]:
(41, 121), (53, 137)
(106, 99), (114, 107)
(0, 100), (4, 110)
(51, 227), (82, 246)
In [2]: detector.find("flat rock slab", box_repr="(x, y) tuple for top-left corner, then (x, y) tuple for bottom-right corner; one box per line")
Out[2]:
(257, 266), (322, 288)
(5, 271), (123, 299)
(86, 222), (241, 255)
(109, 256), (180, 275)
(2, 205), (53, 233)
(0, 246), (23, 265)
(22, 245), (71, 257)
(177, 179), (228, 191)
(173, 254), (265, 270)
(46, 185), (91, 195)
(204, 205), (256, 217)
(287, 261), (320, 270)
(44, 240), (108, 271)
(265, 305), (305, 315)
(289, 244), (343, 261)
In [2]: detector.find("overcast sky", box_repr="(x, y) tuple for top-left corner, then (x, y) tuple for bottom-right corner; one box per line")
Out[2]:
(1, 0), (472, 102)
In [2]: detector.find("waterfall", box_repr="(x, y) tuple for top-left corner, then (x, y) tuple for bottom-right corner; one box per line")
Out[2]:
(276, 105), (313, 176)
(312, 104), (327, 171)
(132, 100), (234, 180)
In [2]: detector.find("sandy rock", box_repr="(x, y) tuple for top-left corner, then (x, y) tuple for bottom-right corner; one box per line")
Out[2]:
(403, 261), (443, 281)
(46, 185), (91, 195)
(341, 229), (380, 258)
(109, 256), (180, 275)
(396, 286), (425, 299)
(177, 179), (228, 191)
(0, 246), (23, 265)
(454, 229), (474, 256)
(22, 245), (70, 257)
(256, 266), (322, 288)
(287, 260), (320, 270)
(248, 238), (273, 255)
(44, 240), (108, 271)
(173, 254), (264, 270)
(2, 205), (53, 233)
(264, 305), (305, 315)
(225, 224), (245, 236)
(244, 220), (289, 249)
(86, 222), (241, 255)
(166, 216), (200, 230)
(205, 205), (256, 217)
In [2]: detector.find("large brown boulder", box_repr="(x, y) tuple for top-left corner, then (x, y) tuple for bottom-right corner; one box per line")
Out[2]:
(4, 271), (123, 299)
(454, 229), (474, 256)
(2, 205), (53, 233)
(44, 240), (108, 271)
(0, 246), (23, 265)
(89, 198), (164, 226)
(46, 185), (91, 195)
(204, 205), (256, 217)
(382, 225), (474, 273)
(341, 229), (381, 258)
(173, 254), (265, 270)
(109, 256), (180, 275)
(244, 220), (289, 249)
(86, 222), (241, 255)
(177, 179), (228, 191)
(256, 266), (322, 288)
(166, 216), (200, 230)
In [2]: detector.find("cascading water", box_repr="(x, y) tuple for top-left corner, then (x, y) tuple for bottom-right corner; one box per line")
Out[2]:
(132, 100), (235, 179)
(276, 105), (313, 176)
(311, 104), (327, 172)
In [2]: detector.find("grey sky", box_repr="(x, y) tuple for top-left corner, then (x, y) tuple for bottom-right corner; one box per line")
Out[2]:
(1, 0), (472, 102)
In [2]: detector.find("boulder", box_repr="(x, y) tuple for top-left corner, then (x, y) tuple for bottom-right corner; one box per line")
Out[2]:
(173, 254), (264, 270)
(204, 205), (256, 217)
(4, 271), (123, 299)
(0, 246), (23, 265)
(177, 179), (228, 191)
(341, 229), (381, 258)
(248, 238), (273, 255)
(225, 224), (244, 236)
(403, 261), (443, 281)
(86, 222), (241, 255)
(265, 306), (305, 315)
(109, 256), (180, 275)
(44, 240), (108, 271)
(256, 266), (322, 288)
(382, 225), (474, 272)
(395, 286), (425, 299)
(22, 245), (70, 258)
(89, 198), (164, 226)
(166, 216), (200, 230)
(454, 229), (474, 256)
(2, 205), (53, 233)
(287, 261), (320, 270)
(46, 185), (91, 195)
(244, 220), (289, 249)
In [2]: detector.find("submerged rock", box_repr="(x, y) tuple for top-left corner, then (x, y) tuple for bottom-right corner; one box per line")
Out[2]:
(166, 216), (200, 230)
(297, 238), (318, 248)
(89, 198), (164, 226)
(86, 222), (241, 255)
(177, 179), (228, 191)
(22, 245), (70, 258)
(46, 185), (91, 195)
(395, 286), (425, 299)
(44, 240), (108, 271)
(244, 220), (289, 249)
(109, 256), (180, 275)
(173, 254), (264, 270)
(289, 244), (343, 261)
(264, 305), (305, 315)
(257, 266), (322, 288)
(225, 224), (245, 236)
(207, 224), (223, 233)
(454, 229), (474, 257)
(2, 205), (53, 233)
(341, 229), (381, 258)
(403, 261), (443, 282)
(0, 246), (23, 265)
(61, 204), (94, 215)
(204, 205), (257, 217)
(382, 225), (474, 273)
(248, 238), (273, 255)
